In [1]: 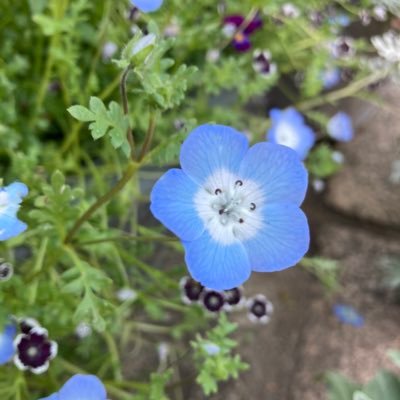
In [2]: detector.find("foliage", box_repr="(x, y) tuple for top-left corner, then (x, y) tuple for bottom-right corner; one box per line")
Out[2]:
(0, 0), (394, 398)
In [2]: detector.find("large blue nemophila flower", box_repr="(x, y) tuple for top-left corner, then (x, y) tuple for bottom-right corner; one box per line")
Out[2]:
(327, 111), (353, 142)
(267, 108), (316, 160)
(151, 125), (309, 290)
(0, 324), (16, 364)
(0, 182), (28, 241)
(39, 374), (107, 400)
(132, 0), (163, 13)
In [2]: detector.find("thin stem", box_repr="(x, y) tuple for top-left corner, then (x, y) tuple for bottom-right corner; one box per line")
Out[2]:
(296, 70), (388, 111)
(64, 162), (140, 243)
(138, 111), (157, 161)
(78, 234), (178, 246)
(102, 331), (123, 381)
(120, 64), (135, 159)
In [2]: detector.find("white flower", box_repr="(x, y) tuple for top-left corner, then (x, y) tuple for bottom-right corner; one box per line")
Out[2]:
(206, 49), (221, 63)
(116, 287), (137, 302)
(75, 322), (92, 339)
(373, 5), (387, 21)
(102, 42), (118, 61)
(371, 31), (400, 63)
(282, 3), (300, 18)
(373, 0), (400, 16)
(312, 179), (325, 193)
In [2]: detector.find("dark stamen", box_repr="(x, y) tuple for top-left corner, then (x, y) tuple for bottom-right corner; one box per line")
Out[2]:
(215, 188), (222, 195)
(219, 209), (224, 215)
(235, 180), (243, 187)
(250, 203), (256, 211)
(239, 218), (244, 223)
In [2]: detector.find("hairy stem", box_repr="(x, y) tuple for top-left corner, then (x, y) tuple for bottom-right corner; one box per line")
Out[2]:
(138, 110), (157, 161)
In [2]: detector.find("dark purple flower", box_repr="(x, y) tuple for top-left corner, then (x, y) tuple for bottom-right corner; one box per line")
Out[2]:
(222, 14), (263, 52)
(253, 50), (277, 76)
(180, 276), (205, 304)
(0, 261), (13, 281)
(247, 295), (274, 324)
(202, 289), (225, 313)
(223, 287), (244, 310)
(19, 318), (40, 335)
(13, 326), (57, 374)
(331, 37), (355, 58)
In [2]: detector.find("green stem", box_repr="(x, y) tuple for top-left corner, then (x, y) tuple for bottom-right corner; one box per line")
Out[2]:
(120, 64), (136, 159)
(296, 70), (388, 111)
(138, 110), (157, 162)
(64, 161), (140, 243)
(77, 234), (178, 246)
(103, 331), (123, 381)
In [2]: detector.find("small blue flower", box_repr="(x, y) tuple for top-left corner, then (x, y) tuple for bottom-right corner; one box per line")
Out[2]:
(333, 304), (364, 327)
(131, 0), (163, 13)
(151, 124), (309, 290)
(202, 342), (221, 356)
(39, 374), (107, 400)
(329, 14), (351, 27)
(0, 324), (16, 365)
(267, 108), (316, 160)
(0, 182), (28, 241)
(327, 112), (354, 142)
(321, 67), (341, 89)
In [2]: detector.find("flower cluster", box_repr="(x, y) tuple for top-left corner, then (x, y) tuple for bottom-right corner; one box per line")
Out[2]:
(151, 125), (310, 291)
(180, 276), (273, 324)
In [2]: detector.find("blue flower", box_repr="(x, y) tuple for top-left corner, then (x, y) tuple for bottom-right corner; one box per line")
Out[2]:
(333, 304), (364, 327)
(39, 374), (107, 400)
(0, 182), (28, 241)
(266, 108), (316, 160)
(0, 324), (16, 365)
(132, 0), (163, 13)
(150, 124), (309, 290)
(327, 112), (353, 142)
(321, 67), (341, 89)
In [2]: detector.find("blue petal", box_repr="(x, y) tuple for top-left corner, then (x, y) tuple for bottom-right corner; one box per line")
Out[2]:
(239, 142), (308, 206)
(183, 231), (251, 290)
(150, 169), (204, 241)
(0, 324), (16, 365)
(333, 304), (364, 327)
(132, 0), (163, 12)
(0, 214), (27, 241)
(321, 67), (341, 89)
(180, 124), (249, 185)
(59, 375), (107, 400)
(267, 108), (316, 160)
(243, 203), (309, 272)
(39, 394), (60, 400)
(5, 182), (29, 202)
(327, 112), (353, 142)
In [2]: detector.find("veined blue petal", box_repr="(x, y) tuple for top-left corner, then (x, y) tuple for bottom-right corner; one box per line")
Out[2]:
(183, 231), (251, 290)
(239, 142), (308, 206)
(327, 112), (353, 142)
(132, 0), (163, 12)
(267, 108), (316, 160)
(58, 375), (107, 400)
(243, 203), (309, 272)
(150, 169), (204, 241)
(0, 324), (16, 365)
(180, 124), (249, 185)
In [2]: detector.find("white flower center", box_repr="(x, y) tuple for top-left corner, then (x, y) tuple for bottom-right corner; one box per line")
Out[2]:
(0, 191), (9, 215)
(194, 169), (264, 245)
(275, 122), (300, 150)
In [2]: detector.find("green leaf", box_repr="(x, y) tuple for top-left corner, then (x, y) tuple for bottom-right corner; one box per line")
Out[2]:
(67, 105), (95, 122)
(388, 350), (400, 368)
(306, 145), (342, 178)
(364, 371), (400, 400)
(325, 372), (360, 400)
(68, 97), (130, 155)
